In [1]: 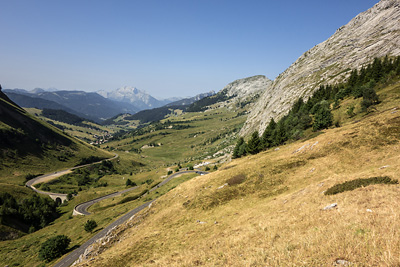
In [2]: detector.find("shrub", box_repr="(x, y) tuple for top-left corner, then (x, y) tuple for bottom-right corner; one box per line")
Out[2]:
(361, 87), (380, 112)
(144, 179), (153, 185)
(38, 235), (71, 262)
(346, 105), (355, 117)
(167, 170), (173, 175)
(325, 176), (398, 195)
(126, 178), (137, 187)
(226, 174), (246, 186)
(76, 156), (102, 166)
(84, 219), (97, 233)
(40, 184), (51, 191)
(205, 166), (210, 171)
(25, 173), (42, 182)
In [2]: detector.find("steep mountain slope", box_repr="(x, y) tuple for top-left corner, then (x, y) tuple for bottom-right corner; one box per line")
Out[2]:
(0, 88), (112, 183)
(4, 91), (92, 120)
(242, 0), (400, 136)
(187, 75), (272, 112)
(98, 86), (177, 110)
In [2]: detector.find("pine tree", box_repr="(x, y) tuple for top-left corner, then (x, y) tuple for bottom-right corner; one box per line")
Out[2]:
(261, 118), (276, 149)
(348, 69), (359, 87)
(233, 137), (246, 158)
(246, 131), (261, 155)
(371, 58), (383, 82)
(273, 120), (288, 146)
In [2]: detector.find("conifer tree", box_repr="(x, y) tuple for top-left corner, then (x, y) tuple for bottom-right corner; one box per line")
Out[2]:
(246, 131), (261, 155)
(232, 137), (246, 158)
(261, 118), (276, 149)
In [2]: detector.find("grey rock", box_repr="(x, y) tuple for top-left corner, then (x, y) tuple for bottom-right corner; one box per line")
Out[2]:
(242, 0), (400, 136)
(217, 183), (228, 190)
(334, 259), (352, 266)
(323, 203), (338, 210)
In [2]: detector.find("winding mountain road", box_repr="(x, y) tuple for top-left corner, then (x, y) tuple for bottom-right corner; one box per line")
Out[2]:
(25, 153), (208, 267)
(25, 154), (119, 201)
(74, 170), (208, 215)
(73, 186), (139, 215)
(54, 169), (208, 267)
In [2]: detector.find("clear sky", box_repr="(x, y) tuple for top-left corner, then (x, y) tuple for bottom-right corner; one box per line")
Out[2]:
(0, 0), (379, 99)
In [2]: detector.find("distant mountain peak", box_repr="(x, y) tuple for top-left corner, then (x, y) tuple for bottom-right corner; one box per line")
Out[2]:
(98, 86), (184, 111)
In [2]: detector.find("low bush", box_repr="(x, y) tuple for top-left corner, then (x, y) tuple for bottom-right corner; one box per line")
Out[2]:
(324, 176), (398, 195)
(84, 219), (97, 233)
(38, 235), (71, 262)
(226, 174), (246, 186)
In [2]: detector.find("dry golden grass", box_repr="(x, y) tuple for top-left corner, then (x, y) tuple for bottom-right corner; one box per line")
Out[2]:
(76, 86), (400, 266)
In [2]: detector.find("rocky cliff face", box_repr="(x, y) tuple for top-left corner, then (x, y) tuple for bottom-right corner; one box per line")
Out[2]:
(223, 75), (272, 100)
(213, 75), (272, 111)
(242, 0), (400, 136)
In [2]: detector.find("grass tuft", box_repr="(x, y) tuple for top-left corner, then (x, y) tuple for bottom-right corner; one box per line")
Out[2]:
(226, 174), (246, 185)
(324, 176), (398, 195)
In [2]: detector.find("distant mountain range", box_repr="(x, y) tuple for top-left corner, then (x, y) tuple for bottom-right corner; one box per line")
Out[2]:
(3, 89), (139, 123)
(3, 87), (214, 123)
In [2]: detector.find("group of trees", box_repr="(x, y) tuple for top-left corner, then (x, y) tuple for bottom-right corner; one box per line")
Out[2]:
(0, 193), (59, 233)
(233, 56), (400, 159)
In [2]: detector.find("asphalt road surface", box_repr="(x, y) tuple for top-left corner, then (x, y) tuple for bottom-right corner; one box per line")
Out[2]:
(25, 154), (119, 199)
(74, 170), (208, 215)
(74, 186), (139, 215)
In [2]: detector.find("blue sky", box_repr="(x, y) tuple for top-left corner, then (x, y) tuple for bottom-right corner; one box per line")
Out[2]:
(0, 0), (379, 99)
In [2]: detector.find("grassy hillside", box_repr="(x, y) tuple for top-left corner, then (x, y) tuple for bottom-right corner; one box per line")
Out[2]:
(103, 107), (247, 167)
(24, 108), (116, 145)
(0, 91), (112, 185)
(74, 79), (400, 266)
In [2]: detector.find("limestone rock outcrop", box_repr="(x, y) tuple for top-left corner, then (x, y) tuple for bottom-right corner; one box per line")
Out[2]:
(242, 0), (400, 136)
